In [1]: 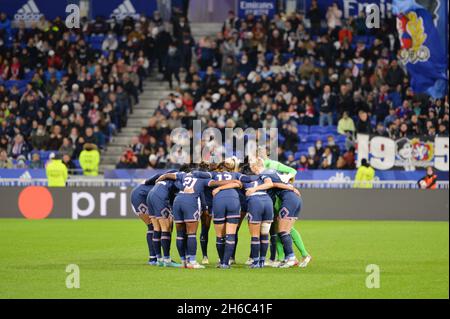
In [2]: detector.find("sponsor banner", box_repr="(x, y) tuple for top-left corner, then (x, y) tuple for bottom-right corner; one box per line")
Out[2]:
(90, 0), (157, 20)
(303, 0), (436, 20)
(1, 186), (448, 221)
(104, 168), (449, 181)
(357, 135), (449, 171)
(0, 186), (132, 219)
(1, 168), (447, 182)
(104, 168), (171, 179)
(238, 0), (276, 18)
(1, 0), (71, 22)
(0, 169), (47, 179)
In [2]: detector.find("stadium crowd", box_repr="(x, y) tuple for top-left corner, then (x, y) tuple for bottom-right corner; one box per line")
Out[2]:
(119, 2), (448, 171)
(0, 12), (153, 170)
(1, 3), (449, 172)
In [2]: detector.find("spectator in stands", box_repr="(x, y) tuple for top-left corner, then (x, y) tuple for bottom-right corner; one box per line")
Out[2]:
(0, 13), (147, 173)
(48, 125), (64, 150)
(306, 146), (319, 169)
(59, 137), (74, 158)
(327, 135), (340, 159)
(148, 154), (164, 169)
(375, 122), (388, 137)
(337, 111), (355, 135)
(417, 166), (438, 189)
(320, 147), (335, 169)
(385, 60), (405, 88)
(116, 149), (140, 169)
(307, 0), (322, 36)
(129, 136), (144, 155)
(0, 148), (13, 168)
(165, 43), (181, 89)
(31, 124), (50, 150)
(384, 107), (398, 128)
(319, 85), (336, 127)
(29, 152), (44, 169)
(84, 127), (98, 146)
(15, 155), (27, 168)
(0, 135), (8, 151)
(298, 155), (309, 171)
(223, 10), (239, 34)
(356, 111), (372, 134)
(10, 134), (28, 159)
(47, 50), (62, 70)
(326, 2), (343, 30)
(102, 31), (119, 51)
(337, 146), (356, 169)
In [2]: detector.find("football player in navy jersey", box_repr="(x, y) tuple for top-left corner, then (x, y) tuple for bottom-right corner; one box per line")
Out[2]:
(130, 173), (164, 265)
(156, 167), (238, 269)
(240, 158), (276, 268)
(258, 162), (305, 268)
(146, 169), (182, 267)
(193, 161), (243, 268)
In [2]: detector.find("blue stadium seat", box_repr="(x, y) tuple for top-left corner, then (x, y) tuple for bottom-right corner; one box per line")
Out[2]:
(294, 151), (308, 160)
(39, 151), (53, 162)
(284, 151), (293, 158)
(335, 135), (347, 143)
(306, 134), (322, 143)
(309, 126), (323, 134)
(297, 125), (309, 134)
(298, 142), (314, 152)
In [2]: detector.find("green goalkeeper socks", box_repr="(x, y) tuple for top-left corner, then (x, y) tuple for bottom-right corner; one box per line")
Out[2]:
(275, 228), (309, 260)
(275, 235), (285, 261)
(290, 228), (309, 257)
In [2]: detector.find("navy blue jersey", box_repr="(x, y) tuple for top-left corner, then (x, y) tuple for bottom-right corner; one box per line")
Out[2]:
(241, 173), (274, 197)
(261, 171), (295, 202)
(196, 171), (243, 198)
(144, 173), (163, 186)
(175, 172), (213, 196)
(144, 169), (177, 186)
(192, 171), (214, 209)
(150, 179), (179, 204)
(130, 184), (154, 215)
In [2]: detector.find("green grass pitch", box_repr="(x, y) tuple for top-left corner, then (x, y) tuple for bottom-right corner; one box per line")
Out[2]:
(0, 219), (448, 299)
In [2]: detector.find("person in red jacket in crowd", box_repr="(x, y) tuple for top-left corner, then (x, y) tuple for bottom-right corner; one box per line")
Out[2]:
(47, 50), (62, 70)
(418, 166), (438, 189)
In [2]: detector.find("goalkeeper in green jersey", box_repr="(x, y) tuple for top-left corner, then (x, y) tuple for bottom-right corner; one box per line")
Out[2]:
(258, 152), (312, 268)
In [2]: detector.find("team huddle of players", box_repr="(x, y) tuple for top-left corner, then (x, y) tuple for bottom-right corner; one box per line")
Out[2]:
(130, 156), (312, 269)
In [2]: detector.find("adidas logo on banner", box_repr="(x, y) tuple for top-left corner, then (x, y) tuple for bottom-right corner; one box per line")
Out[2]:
(19, 171), (32, 180)
(14, 0), (43, 21)
(111, 0), (139, 20)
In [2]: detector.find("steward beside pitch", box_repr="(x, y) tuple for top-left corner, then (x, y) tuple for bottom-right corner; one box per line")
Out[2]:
(79, 143), (101, 176)
(354, 158), (375, 188)
(45, 153), (68, 187)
